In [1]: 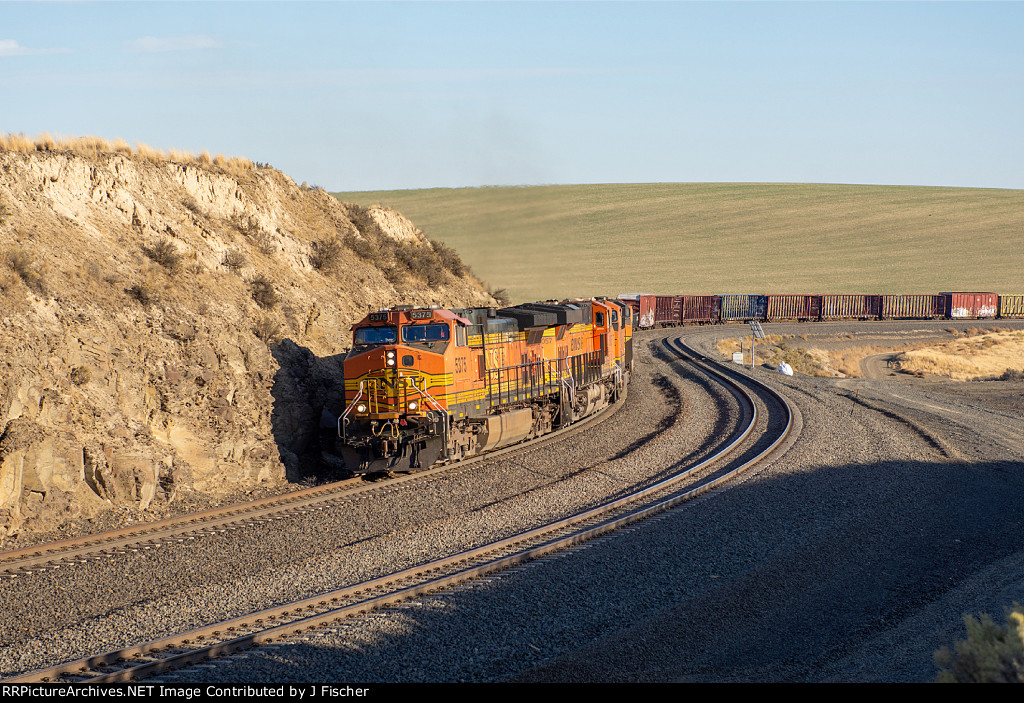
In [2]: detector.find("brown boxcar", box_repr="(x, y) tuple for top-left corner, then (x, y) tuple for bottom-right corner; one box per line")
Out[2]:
(618, 294), (657, 329)
(820, 294), (881, 320)
(941, 292), (998, 319)
(680, 295), (721, 324)
(766, 295), (822, 321)
(653, 295), (682, 327)
(881, 295), (944, 319)
(999, 295), (1024, 318)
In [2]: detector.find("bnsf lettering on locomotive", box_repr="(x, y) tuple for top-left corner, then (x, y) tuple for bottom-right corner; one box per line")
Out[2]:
(570, 337), (584, 352)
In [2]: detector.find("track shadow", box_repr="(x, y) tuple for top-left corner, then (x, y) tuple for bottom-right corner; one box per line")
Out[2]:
(155, 455), (1024, 683)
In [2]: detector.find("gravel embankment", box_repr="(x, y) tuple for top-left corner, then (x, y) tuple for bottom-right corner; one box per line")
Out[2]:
(157, 322), (1024, 683)
(5, 321), (1023, 683)
(0, 332), (738, 679)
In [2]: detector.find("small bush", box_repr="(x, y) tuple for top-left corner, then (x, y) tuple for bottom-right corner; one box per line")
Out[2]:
(222, 248), (247, 273)
(936, 607), (1024, 682)
(6, 248), (47, 295)
(70, 366), (91, 386)
(430, 238), (467, 276)
(143, 239), (182, 274)
(309, 238), (343, 272)
(999, 368), (1024, 382)
(250, 274), (278, 309)
(343, 231), (382, 264)
(127, 281), (158, 306)
(490, 288), (511, 306)
(253, 315), (281, 344)
(251, 229), (277, 256)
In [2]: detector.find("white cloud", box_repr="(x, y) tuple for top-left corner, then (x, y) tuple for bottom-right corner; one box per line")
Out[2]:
(0, 39), (70, 57)
(124, 35), (224, 53)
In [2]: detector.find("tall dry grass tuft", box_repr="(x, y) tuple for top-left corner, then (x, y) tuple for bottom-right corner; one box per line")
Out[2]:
(111, 138), (133, 155)
(35, 132), (57, 151)
(0, 133), (35, 152)
(134, 142), (166, 163)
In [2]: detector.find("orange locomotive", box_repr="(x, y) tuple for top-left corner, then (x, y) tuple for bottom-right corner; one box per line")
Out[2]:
(338, 299), (633, 474)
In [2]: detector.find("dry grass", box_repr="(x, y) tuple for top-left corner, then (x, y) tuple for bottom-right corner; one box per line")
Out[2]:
(0, 133), (256, 175)
(334, 184), (1024, 304)
(896, 331), (1024, 380)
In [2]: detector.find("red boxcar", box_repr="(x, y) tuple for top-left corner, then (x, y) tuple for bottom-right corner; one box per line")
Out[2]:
(941, 292), (998, 319)
(820, 294), (882, 320)
(654, 295), (682, 327)
(766, 295), (822, 321)
(880, 295), (945, 319)
(619, 294), (657, 329)
(680, 295), (721, 324)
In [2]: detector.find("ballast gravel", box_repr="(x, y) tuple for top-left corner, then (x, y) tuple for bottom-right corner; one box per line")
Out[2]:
(3, 321), (1024, 682)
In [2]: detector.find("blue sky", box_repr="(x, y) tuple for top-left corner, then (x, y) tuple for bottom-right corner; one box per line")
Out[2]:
(1, 1), (1022, 191)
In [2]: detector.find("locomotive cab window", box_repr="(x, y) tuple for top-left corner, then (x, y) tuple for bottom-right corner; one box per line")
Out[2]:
(402, 323), (451, 343)
(353, 326), (397, 345)
(456, 325), (467, 347)
(595, 312), (605, 327)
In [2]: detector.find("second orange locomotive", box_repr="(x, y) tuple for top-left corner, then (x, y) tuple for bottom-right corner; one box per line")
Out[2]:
(338, 299), (633, 474)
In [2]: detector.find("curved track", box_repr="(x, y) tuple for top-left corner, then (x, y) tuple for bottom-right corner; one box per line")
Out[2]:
(4, 335), (797, 684)
(0, 393), (627, 579)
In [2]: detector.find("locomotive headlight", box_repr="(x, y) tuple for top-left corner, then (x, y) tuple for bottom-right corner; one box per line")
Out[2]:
(387, 351), (395, 359)
(407, 401), (418, 411)
(356, 403), (367, 413)
(387, 358), (396, 366)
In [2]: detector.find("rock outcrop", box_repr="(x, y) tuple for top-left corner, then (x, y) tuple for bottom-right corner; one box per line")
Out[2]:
(0, 148), (494, 538)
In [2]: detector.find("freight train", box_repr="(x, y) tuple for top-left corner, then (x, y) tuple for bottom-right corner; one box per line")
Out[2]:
(337, 299), (632, 475)
(621, 292), (1024, 327)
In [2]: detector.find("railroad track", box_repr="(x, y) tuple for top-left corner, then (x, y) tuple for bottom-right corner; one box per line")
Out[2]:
(0, 394), (629, 579)
(3, 335), (797, 684)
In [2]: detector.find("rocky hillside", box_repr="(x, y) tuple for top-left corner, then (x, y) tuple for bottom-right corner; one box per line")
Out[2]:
(0, 145), (495, 539)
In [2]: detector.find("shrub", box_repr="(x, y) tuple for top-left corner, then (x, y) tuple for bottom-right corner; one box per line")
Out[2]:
(430, 238), (467, 276)
(253, 314), (281, 344)
(143, 239), (182, 274)
(998, 368), (1024, 382)
(250, 274), (278, 309)
(222, 248), (247, 273)
(6, 248), (47, 295)
(70, 366), (91, 386)
(343, 231), (382, 264)
(183, 197), (202, 216)
(127, 281), (158, 306)
(490, 288), (511, 306)
(309, 238), (343, 272)
(935, 607), (1024, 682)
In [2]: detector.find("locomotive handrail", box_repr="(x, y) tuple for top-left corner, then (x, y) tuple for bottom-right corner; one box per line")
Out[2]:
(338, 380), (367, 442)
(408, 379), (451, 461)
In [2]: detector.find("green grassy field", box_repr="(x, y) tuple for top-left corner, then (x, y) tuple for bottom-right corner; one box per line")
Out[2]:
(332, 183), (1024, 304)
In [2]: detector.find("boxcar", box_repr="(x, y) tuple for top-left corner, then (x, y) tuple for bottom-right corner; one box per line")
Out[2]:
(941, 292), (998, 319)
(820, 294), (882, 320)
(719, 294), (767, 322)
(881, 295), (945, 319)
(999, 295), (1024, 319)
(680, 295), (721, 324)
(618, 294), (656, 329)
(653, 295), (683, 327)
(766, 295), (822, 321)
